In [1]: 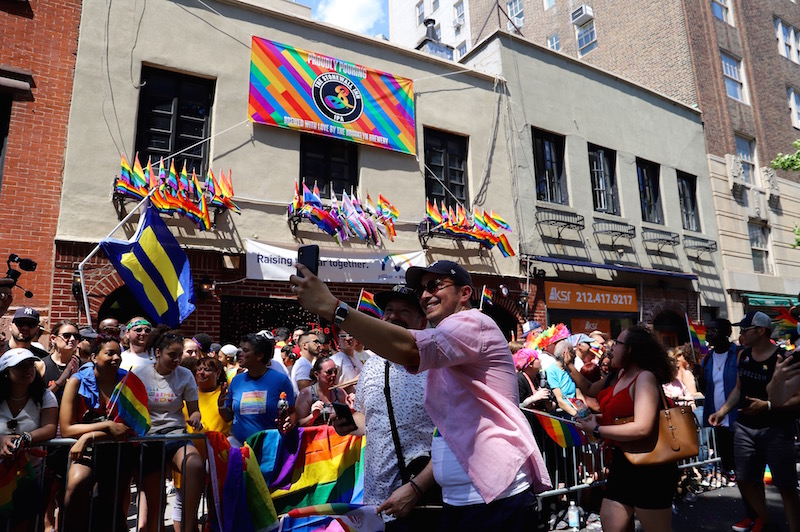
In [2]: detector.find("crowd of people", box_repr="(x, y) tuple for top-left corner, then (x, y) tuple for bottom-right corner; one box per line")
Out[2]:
(0, 270), (799, 531)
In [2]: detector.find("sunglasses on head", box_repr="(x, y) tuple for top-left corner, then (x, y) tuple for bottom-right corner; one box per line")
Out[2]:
(416, 278), (455, 296)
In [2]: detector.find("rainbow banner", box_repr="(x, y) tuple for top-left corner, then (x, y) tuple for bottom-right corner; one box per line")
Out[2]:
(528, 409), (593, 448)
(249, 37), (416, 155)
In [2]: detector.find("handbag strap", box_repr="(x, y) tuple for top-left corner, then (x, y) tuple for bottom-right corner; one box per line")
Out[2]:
(522, 372), (536, 395)
(385, 360), (410, 483)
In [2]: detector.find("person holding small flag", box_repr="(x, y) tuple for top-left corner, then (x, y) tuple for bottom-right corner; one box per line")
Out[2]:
(59, 334), (138, 531)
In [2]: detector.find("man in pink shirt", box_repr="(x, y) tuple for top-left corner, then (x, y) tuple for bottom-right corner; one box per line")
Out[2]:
(291, 260), (551, 530)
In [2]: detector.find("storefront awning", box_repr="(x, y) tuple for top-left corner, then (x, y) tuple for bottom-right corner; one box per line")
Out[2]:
(741, 293), (798, 307)
(530, 255), (698, 280)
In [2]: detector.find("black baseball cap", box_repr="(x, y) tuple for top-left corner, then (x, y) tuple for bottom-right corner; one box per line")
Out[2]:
(406, 260), (473, 290)
(374, 284), (424, 316)
(12, 307), (40, 322)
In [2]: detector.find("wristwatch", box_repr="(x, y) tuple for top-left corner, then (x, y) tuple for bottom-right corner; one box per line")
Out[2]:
(592, 425), (601, 439)
(20, 432), (32, 448)
(333, 300), (349, 326)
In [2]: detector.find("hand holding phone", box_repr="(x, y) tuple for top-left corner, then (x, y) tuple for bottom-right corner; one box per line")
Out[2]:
(332, 401), (355, 427)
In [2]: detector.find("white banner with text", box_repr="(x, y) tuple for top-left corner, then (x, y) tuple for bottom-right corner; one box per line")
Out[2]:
(245, 240), (427, 284)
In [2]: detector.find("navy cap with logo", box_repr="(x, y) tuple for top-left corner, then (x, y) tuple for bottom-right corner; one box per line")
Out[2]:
(733, 311), (773, 330)
(406, 260), (474, 290)
(374, 284), (425, 316)
(12, 307), (40, 323)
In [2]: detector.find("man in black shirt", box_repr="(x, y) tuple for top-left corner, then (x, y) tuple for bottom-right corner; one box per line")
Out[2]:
(710, 311), (800, 532)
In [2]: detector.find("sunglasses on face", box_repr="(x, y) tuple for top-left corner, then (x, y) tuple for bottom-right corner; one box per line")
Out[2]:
(101, 327), (121, 334)
(322, 368), (338, 376)
(131, 327), (151, 334)
(59, 333), (80, 341)
(416, 279), (454, 297)
(338, 334), (353, 340)
(13, 320), (38, 329)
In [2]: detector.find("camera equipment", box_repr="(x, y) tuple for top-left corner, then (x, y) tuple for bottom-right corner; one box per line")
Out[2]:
(6, 254), (37, 298)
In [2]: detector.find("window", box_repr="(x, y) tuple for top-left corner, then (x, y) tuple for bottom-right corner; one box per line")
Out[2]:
(435, 23), (441, 40)
(424, 128), (468, 210)
(0, 94), (10, 197)
(416, 1), (425, 25)
(544, 0), (556, 9)
(134, 66), (215, 177)
(636, 158), (663, 224)
(775, 18), (800, 63)
(432, 0), (439, 11)
(721, 52), (747, 103)
(588, 144), (619, 215)
(547, 33), (561, 51)
(533, 128), (568, 205)
(677, 172), (700, 232)
(577, 20), (598, 56)
(300, 134), (358, 198)
(507, 0), (523, 28)
(788, 87), (800, 129)
(711, 0), (732, 25)
(735, 134), (758, 185)
(457, 42), (468, 59)
(454, 1), (465, 22)
(748, 222), (772, 274)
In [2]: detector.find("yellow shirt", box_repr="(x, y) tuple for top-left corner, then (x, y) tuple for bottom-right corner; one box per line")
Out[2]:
(182, 386), (232, 436)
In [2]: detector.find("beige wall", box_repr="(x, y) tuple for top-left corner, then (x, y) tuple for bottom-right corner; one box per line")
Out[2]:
(58, 0), (519, 274)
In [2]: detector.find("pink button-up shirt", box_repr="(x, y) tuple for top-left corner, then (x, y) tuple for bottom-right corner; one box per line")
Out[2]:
(408, 309), (552, 502)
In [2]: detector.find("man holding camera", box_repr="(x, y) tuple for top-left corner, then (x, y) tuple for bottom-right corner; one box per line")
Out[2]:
(4, 307), (49, 359)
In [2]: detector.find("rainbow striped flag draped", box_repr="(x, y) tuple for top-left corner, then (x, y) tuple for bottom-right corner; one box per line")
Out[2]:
(287, 503), (384, 532)
(685, 315), (708, 357)
(356, 290), (383, 319)
(0, 450), (40, 516)
(528, 409), (593, 448)
(223, 444), (280, 532)
(109, 370), (151, 436)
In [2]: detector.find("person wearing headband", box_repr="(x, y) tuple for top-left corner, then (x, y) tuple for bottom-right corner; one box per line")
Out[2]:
(120, 317), (154, 371)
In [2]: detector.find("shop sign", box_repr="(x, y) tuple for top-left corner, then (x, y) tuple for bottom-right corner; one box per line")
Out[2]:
(545, 281), (637, 312)
(572, 318), (611, 335)
(245, 240), (426, 284)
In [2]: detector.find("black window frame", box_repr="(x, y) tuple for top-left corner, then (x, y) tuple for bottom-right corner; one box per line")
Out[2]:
(0, 94), (10, 198)
(299, 134), (359, 199)
(637, 157), (663, 224)
(533, 127), (568, 205)
(424, 128), (468, 211)
(134, 66), (215, 178)
(677, 171), (701, 232)
(588, 143), (619, 215)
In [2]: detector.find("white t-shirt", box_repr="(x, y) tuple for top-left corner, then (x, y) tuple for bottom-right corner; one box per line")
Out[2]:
(0, 390), (57, 468)
(331, 351), (363, 385)
(291, 357), (312, 390)
(132, 363), (199, 433)
(121, 348), (156, 371)
(712, 349), (730, 428)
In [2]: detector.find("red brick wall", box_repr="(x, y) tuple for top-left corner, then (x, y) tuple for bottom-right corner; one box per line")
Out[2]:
(0, 1), (81, 315)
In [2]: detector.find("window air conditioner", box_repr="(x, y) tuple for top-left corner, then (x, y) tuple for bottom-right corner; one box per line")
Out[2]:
(571, 5), (594, 26)
(452, 18), (462, 28)
(507, 15), (524, 31)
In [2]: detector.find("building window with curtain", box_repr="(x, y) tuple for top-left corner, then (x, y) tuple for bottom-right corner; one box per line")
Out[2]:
(588, 144), (619, 215)
(299, 134), (358, 198)
(637, 158), (663, 224)
(735, 134), (758, 185)
(748, 222), (772, 274)
(533, 128), (567, 205)
(424, 128), (468, 210)
(134, 66), (215, 177)
(677, 171), (700, 232)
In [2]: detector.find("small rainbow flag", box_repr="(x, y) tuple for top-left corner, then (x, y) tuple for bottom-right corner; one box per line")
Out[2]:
(357, 290), (383, 318)
(497, 234), (516, 257)
(288, 503), (383, 532)
(488, 210), (512, 231)
(530, 409), (592, 448)
(377, 194), (399, 220)
(301, 205), (341, 237)
(772, 307), (798, 337)
(109, 370), (151, 436)
(480, 286), (493, 311)
(686, 315), (708, 356)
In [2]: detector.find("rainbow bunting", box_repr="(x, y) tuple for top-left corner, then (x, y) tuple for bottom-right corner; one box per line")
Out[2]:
(356, 290), (383, 319)
(530, 410), (592, 448)
(109, 370), (151, 436)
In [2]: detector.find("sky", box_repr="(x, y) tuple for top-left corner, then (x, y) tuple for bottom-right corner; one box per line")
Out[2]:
(299, 0), (390, 38)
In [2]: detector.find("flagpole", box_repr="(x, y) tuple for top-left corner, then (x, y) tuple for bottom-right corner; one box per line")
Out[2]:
(357, 288), (364, 312)
(685, 313), (696, 360)
(479, 284), (486, 311)
(78, 188), (157, 328)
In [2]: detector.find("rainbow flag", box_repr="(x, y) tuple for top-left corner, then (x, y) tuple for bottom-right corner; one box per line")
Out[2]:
(131, 154), (149, 189)
(224, 443), (280, 532)
(772, 307), (798, 337)
(377, 194), (399, 220)
(356, 290), (383, 319)
(688, 322), (708, 356)
(497, 234), (515, 257)
(426, 199), (443, 224)
(167, 160), (179, 191)
(0, 451), (38, 516)
(109, 370), (151, 436)
(482, 286), (493, 305)
(208, 169), (225, 209)
(301, 205), (341, 237)
(530, 410), (592, 448)
(287, 504), (383, 532)
(179, 162), (191, 196)
(488, 210), (512, 231)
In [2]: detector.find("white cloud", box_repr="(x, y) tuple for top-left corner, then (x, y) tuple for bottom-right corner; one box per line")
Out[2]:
(315, 0), (384, 35)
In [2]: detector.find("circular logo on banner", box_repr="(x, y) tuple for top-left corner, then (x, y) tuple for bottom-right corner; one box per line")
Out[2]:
(312, 73), (363, 123)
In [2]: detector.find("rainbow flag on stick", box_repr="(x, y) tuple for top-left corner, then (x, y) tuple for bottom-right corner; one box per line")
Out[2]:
(526, 409), (593, 448)
(108, 370), (151, 436)
(479, 285), (493, 311)
(356, 289), (383, 319)
(287, 504), (384, 532)
(685, 315), (708, 357)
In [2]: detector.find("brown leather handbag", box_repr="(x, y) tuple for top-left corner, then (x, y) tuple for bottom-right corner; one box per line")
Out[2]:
(616, 388), (700, 466)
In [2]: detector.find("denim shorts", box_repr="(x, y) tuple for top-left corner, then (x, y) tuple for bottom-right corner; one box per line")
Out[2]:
(734, 422), (798, 490)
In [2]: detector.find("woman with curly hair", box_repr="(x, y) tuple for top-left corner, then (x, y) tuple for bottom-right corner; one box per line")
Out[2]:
(574, 326), (678, 532)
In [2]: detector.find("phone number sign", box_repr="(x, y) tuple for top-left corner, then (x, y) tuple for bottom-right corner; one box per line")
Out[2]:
(545, 281), (638, 312)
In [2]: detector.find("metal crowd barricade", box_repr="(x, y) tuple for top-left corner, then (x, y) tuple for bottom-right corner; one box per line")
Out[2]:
(12, 432), (209, 532)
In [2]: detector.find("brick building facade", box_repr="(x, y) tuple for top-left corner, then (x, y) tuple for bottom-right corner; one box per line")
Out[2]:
(1, 0), (82, 331)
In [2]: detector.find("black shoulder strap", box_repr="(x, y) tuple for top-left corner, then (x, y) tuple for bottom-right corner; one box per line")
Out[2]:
(385, 360), (410, 483)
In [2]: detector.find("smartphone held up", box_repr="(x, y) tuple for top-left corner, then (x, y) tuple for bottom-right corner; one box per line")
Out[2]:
(297, 244), (320, 277)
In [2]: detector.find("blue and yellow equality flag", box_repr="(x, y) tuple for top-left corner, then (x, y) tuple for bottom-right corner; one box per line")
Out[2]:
(100, 201), (195, 327)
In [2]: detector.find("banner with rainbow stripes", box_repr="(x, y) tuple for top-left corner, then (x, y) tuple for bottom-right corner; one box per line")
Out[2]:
(249, 37), (416, 155)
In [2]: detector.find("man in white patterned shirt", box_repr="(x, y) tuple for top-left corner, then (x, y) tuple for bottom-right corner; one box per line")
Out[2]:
(334, 285), (436, 531)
